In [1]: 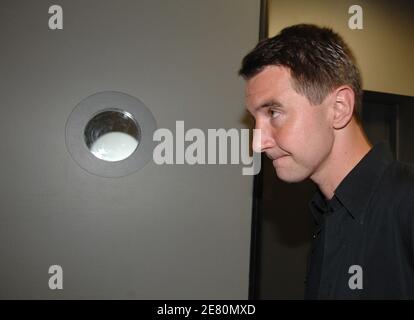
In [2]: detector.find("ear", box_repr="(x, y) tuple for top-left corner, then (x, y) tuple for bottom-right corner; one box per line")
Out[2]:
(332, 86), (355, 129)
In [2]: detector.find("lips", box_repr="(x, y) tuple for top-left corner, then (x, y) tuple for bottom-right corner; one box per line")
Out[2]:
(272, 155), (289, 167)
(266, 153), (288, 161)
(275, 155), (289, 160)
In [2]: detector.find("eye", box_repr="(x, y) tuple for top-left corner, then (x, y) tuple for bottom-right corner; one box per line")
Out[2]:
(269, 108), (280, 118)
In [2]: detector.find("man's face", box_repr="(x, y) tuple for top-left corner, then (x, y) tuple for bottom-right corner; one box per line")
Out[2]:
(245, 65), (335, 182)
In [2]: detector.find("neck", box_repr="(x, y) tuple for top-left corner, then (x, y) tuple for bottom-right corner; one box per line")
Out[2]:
(311, 119), (372, 200)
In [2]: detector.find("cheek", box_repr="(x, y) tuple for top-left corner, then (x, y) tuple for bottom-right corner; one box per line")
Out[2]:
(274, 114), (312, 149)
(279, 112), (332, 161)
(302, 114), (334, 164)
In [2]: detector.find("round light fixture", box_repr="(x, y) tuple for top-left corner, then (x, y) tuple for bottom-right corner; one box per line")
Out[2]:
(65, 91), (157, 177)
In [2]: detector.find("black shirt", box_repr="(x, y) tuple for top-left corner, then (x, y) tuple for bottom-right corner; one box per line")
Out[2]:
(305, 142), (414, 299)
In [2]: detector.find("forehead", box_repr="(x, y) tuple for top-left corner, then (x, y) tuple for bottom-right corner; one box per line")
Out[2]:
(245, 65), (293, 109)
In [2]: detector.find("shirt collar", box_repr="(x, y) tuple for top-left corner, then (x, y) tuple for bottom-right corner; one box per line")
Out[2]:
(309, 188), (344, 225)
(309, 142), (394, 224)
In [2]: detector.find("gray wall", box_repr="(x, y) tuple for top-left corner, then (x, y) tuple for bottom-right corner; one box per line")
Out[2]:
(0, 0), (260, 299)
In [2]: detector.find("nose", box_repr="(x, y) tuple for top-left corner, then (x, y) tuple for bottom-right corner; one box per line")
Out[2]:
(252, 122), (275, 153)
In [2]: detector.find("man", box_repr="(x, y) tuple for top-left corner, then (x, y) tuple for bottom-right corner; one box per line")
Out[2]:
(239, 24), (414, 299)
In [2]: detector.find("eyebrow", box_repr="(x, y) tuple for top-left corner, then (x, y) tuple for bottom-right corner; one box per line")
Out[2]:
(246, 99), (284, 115)
(249, 99), (284, 112)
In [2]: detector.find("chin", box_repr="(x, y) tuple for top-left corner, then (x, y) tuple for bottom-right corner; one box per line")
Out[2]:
(275, 168), (308, 183)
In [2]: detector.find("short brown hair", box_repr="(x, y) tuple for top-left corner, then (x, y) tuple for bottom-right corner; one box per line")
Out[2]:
(239, 24), (363, 118)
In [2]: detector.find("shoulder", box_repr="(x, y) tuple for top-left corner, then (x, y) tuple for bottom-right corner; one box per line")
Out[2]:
(372, 160), (414, 225)
(386, 161), (414, 247)
(382, 160), (414, 198)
